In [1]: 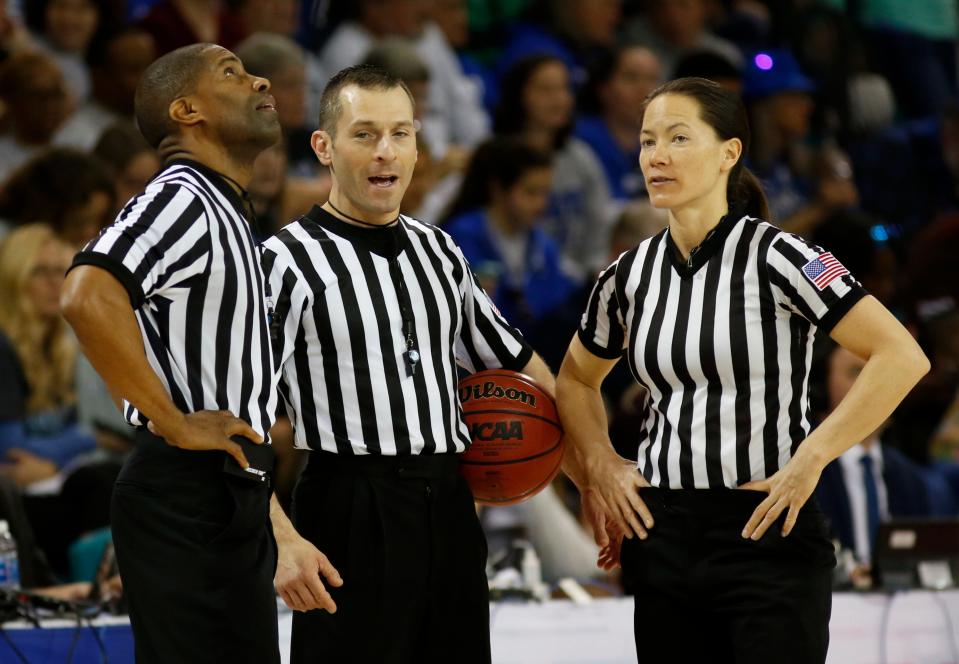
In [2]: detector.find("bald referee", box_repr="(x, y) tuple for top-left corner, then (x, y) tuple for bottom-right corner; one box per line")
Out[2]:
(61, 44), (283, 663)
(262, 64), (556, 664)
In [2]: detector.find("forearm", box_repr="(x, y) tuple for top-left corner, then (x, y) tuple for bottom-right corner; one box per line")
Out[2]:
(556, 373), (617, 489)
(799, 346), (929, 467)
(62, 268), (186, 439)
(270, 493), (299, 543)
(521, 351), (555, 396)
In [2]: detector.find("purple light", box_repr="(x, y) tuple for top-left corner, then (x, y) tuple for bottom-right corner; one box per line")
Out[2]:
(754, 53), (774, 71)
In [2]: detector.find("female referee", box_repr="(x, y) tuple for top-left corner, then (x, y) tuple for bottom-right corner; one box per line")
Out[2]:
(557, 77), (929, 664)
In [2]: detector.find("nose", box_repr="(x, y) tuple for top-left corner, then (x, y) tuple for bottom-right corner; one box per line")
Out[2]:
(253, 76), (271, 92)
(373, 135), (397, 161)
(646, 142), (668, 166)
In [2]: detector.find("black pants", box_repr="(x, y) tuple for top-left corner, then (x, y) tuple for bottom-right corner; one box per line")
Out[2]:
(290, 451), (490, 664)
(621, 488), (835, 664)
(111, 430), (279, 664)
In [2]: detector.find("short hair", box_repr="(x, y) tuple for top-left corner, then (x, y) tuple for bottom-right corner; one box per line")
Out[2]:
(94, 121), (154, 171)
(235, 33), (304, 79)
(134, 43), (213, 149)
(317, 64), (415, 136)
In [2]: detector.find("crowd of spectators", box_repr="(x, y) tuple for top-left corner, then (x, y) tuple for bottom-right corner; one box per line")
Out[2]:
(0, 0), (957, 591)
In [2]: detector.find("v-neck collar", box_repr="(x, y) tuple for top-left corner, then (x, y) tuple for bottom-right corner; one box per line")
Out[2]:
(665, 206), (745, 277)
(165, 158), (250, 217)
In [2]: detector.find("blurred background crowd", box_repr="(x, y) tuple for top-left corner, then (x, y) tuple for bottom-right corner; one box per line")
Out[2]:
(0, 0), (958, 596)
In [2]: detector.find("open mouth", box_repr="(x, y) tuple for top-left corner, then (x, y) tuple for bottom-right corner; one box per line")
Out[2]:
(368, 175), (399, 188)
(649, 176), (674, 186)
(256, 103), (276, 111)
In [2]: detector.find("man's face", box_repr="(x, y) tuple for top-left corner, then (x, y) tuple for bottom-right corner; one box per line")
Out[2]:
(191, 46), (281, 154)
(315, 85), (418, 220)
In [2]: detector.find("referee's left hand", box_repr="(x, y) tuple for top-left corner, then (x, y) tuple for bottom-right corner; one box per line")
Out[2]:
(739, 447), (825, 540)
(275, 534), (343, 613)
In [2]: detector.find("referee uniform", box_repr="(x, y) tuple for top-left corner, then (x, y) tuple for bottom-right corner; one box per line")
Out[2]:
(70, 159), (279, 663)
(579, 208), (864, 663)
(261, 205), (533, 663)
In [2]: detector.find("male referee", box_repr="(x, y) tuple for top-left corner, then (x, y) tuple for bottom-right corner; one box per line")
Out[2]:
(263, 65), (556, 663)
(61, 44), (283, 663)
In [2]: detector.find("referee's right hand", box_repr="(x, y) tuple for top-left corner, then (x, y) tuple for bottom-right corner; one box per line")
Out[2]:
(149, 410), (263, 469)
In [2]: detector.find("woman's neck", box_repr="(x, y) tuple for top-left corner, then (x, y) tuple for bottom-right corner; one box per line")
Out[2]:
(667, 195), (729, 261)
(486, 205), (523, 236)
(524, 127), (555, 153)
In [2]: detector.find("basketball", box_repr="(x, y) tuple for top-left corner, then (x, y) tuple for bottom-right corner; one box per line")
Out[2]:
(458, 369), (564, 505)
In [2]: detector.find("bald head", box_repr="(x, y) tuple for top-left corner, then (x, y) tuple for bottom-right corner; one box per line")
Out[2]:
(134, 43), (214, 149)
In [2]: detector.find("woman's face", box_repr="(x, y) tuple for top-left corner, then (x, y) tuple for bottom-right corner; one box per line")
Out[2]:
(639, 93), (737, 212)
(26, 240), (71, 320)
(46, 0), (99, 54)
(523, 62), (573, 133)
(495, 166), (553, 229)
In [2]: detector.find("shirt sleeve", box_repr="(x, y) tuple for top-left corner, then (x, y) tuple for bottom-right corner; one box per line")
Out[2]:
(452, 244), (533, 373)
(766, 233), (868, 332)
(577, 255), (628, 359)
(260, 239), (308, 374)
(68, 180), (211, 308)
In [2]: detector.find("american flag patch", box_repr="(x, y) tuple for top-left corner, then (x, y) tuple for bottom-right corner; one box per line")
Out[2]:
(801, 252), (849, 290)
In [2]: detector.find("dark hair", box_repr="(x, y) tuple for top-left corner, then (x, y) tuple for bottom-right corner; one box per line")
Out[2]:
(94, 122), (154, 172)
(642, 77), (770, 220)
(493, 54), (572, 150)
(134, 43), (212, 150)
(578, 47), (621, 115)
(86, 26), (153, 70)
(0, 148), (115, 233)
(361, 38), (429, 85)
(318, 64), (416, 136)
(0, 52), (62, 101)
(441, 136), (552, 224)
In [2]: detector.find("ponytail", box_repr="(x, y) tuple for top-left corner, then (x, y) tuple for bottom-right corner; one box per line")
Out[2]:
(728, 166), (770, 221)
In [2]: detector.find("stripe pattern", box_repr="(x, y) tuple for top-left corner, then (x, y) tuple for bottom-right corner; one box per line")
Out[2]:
(262, 206), (533, 456)
(579, 214), (867, 489)
(71, 160), (277, 438)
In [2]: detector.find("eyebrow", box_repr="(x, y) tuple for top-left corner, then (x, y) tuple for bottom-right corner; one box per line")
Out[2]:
(640, 122), (691, 135)
(349, 120), (415, 129)
(216, 55), (241, 68)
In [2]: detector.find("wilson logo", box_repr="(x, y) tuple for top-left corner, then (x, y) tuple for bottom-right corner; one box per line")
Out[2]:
(459, 381), (537, 407)
(471, 421), (524, 441)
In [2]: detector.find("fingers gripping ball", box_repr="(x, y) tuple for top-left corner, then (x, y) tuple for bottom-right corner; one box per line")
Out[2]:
(458, 370), (564, 505)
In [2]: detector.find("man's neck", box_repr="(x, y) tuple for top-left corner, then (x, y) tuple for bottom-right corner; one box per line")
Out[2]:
(324, 190), (398, 227)
(164, 142), (254, 190)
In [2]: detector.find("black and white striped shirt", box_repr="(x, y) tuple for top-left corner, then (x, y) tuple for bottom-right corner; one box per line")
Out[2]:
(70, 159), (277, 437)
(261, 206), (533, 456)
(579, 211), (867, 489)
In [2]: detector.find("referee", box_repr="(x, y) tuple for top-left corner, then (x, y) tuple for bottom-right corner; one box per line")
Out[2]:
(262, 65), (555, 664)
(558, 78), (929, 663)
(61, 44), (282, 663)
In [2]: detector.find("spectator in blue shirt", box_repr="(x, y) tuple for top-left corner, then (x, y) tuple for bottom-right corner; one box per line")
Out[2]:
(442, 136), (579, 366)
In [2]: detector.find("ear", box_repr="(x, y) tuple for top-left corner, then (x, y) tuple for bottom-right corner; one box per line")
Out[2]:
(169, 97), (202, 129)
(311, 130), (333, 167)
(720, 137), (742, 173)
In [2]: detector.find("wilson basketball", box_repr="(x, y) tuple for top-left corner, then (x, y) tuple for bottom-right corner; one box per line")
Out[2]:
(458, 369), (564, 505)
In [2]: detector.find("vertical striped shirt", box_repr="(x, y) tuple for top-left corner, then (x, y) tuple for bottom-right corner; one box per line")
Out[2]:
(579, 211), (867, 489)
(69, 159), (277, 438)
(261, 206), (533, 456)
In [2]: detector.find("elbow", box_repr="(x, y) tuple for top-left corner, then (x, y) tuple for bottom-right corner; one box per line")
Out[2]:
(59, 274), (91, 327)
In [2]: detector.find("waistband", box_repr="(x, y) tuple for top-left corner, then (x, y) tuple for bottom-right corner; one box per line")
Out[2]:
(303, 449), (460, 480)
(638, 486), (821, 517)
